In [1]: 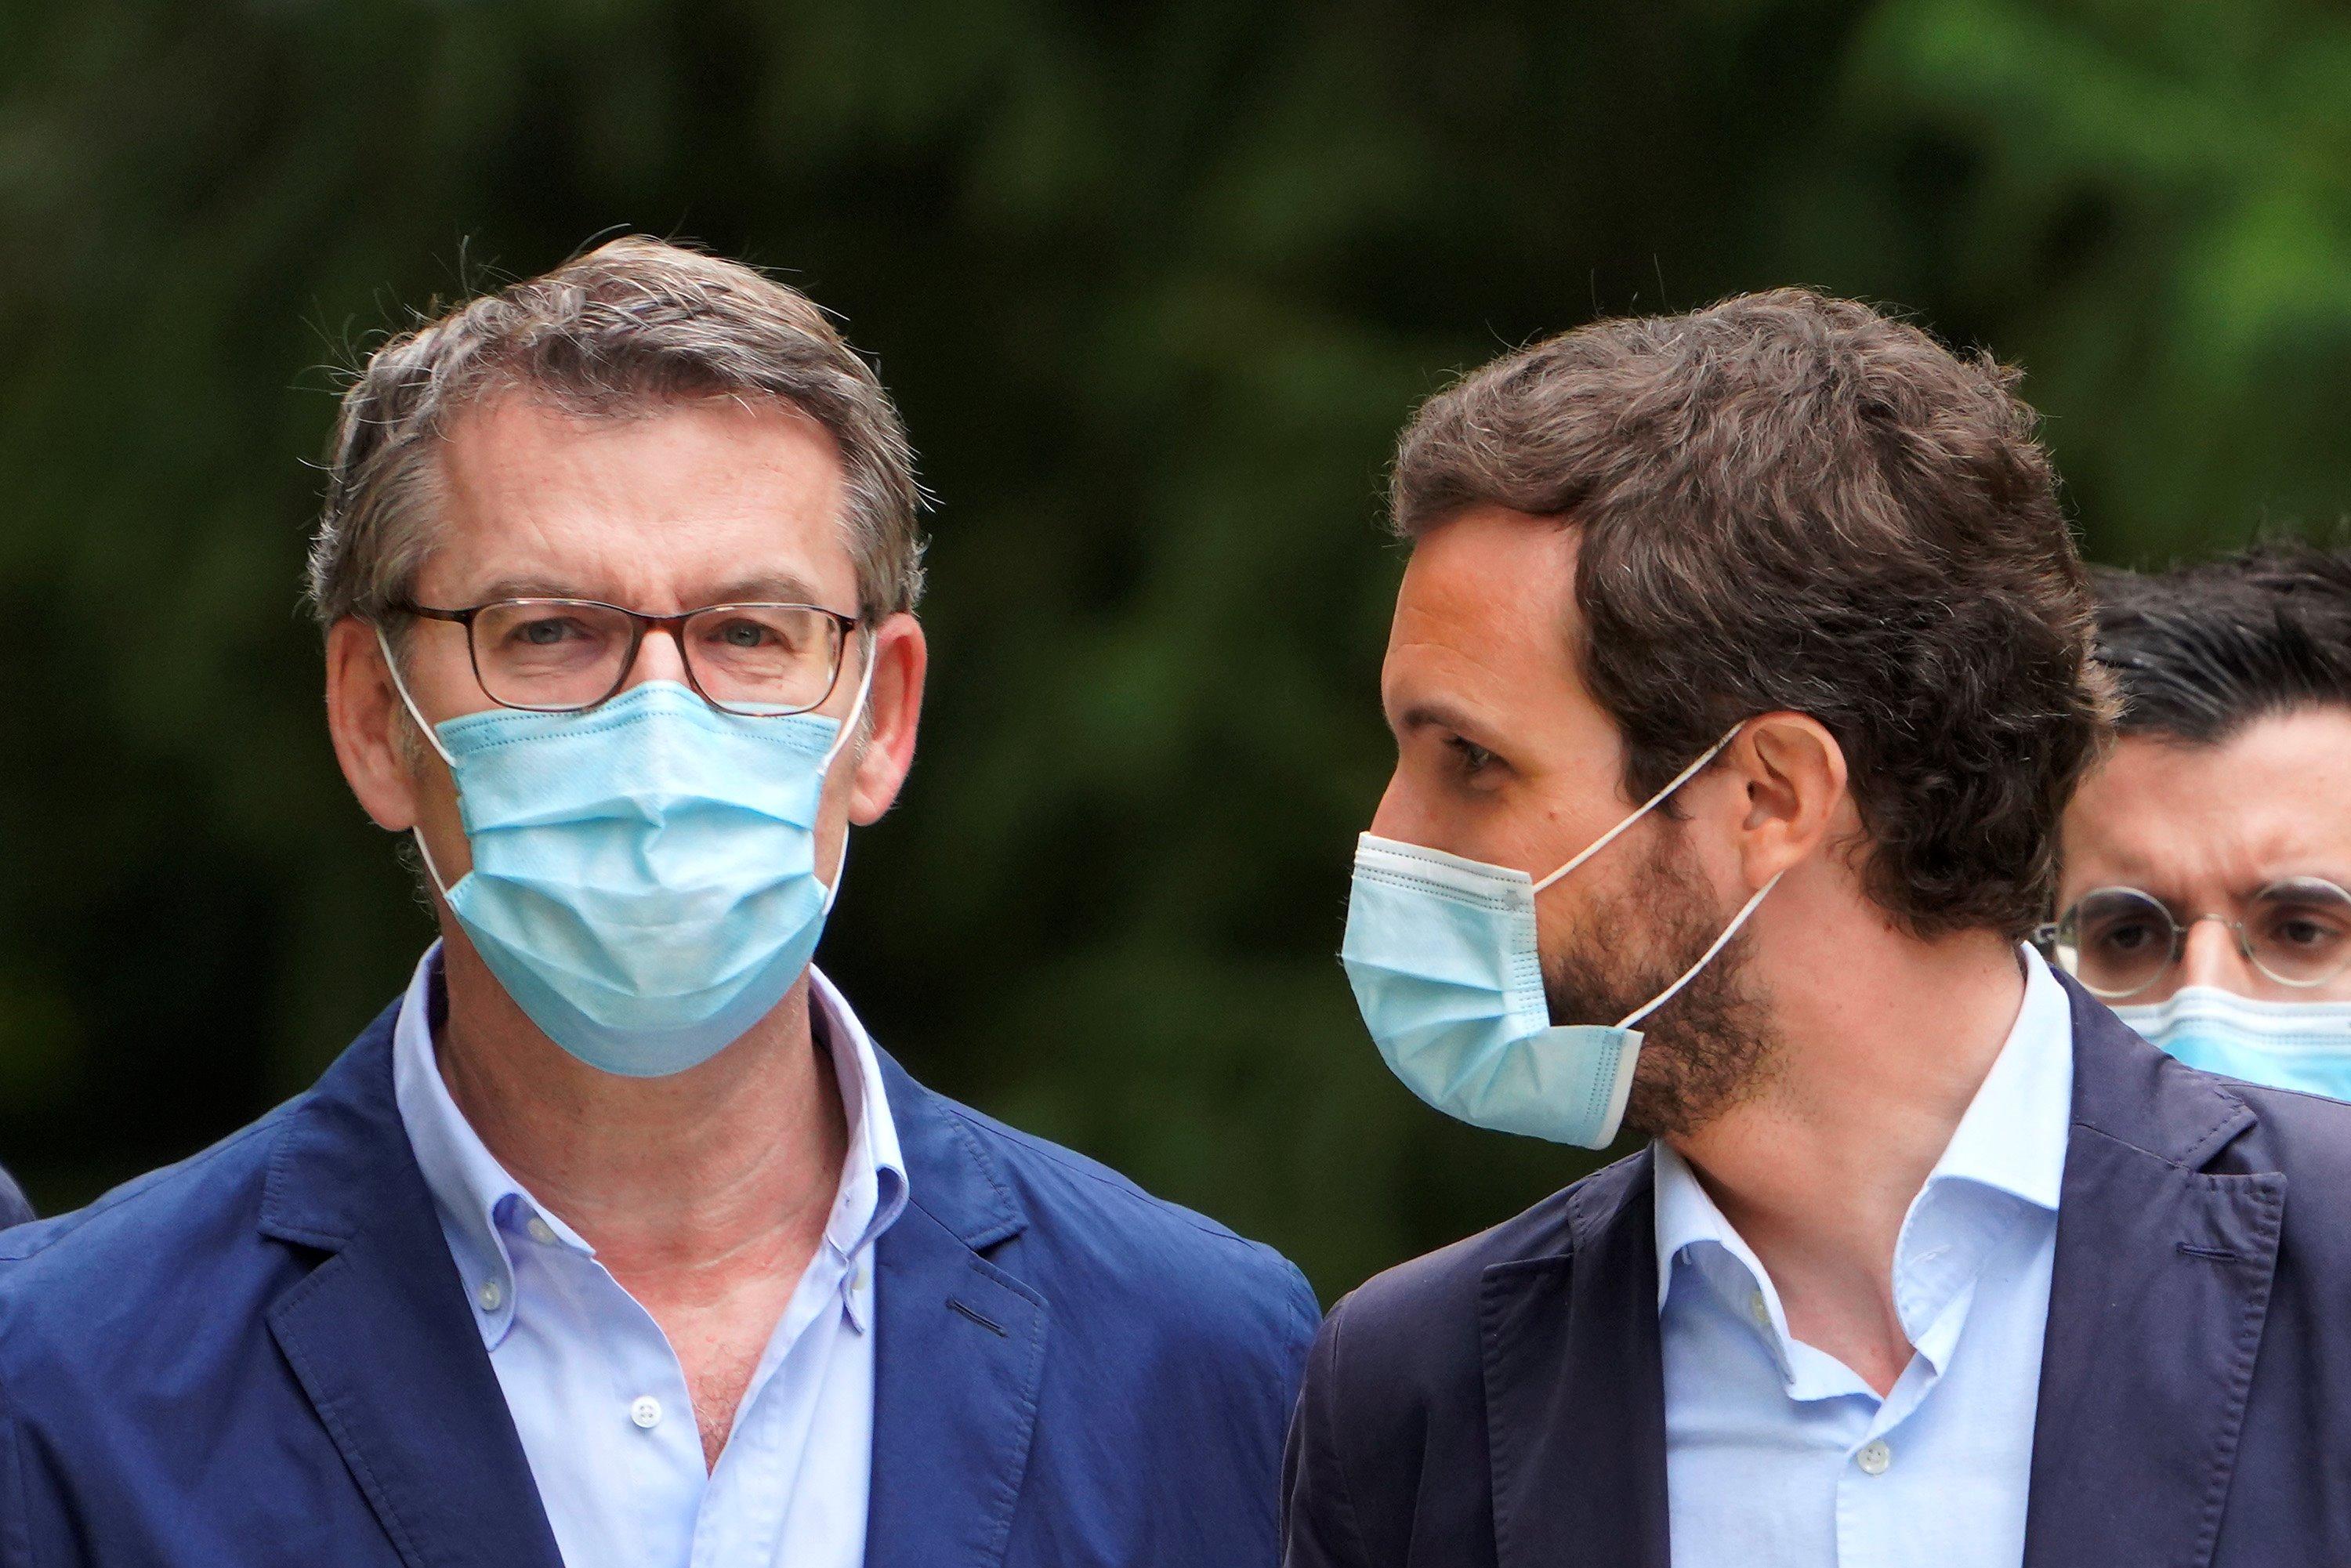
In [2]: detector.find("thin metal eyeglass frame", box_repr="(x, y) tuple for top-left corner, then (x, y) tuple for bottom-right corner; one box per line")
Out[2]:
(2034, 878), (2351, 1000)
(393, 598), (862, 717)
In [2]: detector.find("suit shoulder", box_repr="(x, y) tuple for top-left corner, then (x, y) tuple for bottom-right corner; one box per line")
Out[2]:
(1339, 1148), (1643, 1338)
(918, 1089), (1317, 1338)
(0, 1098), (295, 1299)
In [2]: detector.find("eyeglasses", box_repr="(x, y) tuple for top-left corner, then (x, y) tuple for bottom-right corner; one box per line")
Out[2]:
(2038, 878), (2351, 1000)
(393, 598), (861, 717)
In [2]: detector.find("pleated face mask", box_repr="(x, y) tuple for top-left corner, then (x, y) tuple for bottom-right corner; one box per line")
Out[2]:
(386, 631), (872, 1077)
(1341, 727), (1777, 1148)
(2113, 986), (2351, 1101)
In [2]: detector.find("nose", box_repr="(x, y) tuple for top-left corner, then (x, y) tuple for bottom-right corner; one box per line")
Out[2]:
(2175, 915), (2261, 998)
(1367, 770), (1413, 844)
(619, 625), (692, 692)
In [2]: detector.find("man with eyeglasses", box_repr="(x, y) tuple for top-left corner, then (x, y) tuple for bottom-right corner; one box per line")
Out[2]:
(2051, 544), (2351, 1098)
(0, 237), (1317, 1566)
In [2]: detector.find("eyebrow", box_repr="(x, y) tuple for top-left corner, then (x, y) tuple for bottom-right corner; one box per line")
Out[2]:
(1389, 697), (1490, 742)
(455, 572), (845, 614)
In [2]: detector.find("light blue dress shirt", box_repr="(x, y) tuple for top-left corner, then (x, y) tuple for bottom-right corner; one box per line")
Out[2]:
(391, 943), (908, 1568)
(1656, 947), (2074, 1568)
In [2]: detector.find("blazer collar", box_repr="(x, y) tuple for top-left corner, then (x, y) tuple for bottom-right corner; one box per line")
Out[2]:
(2022, 975), (2283, 1568)
(871, 1048), (1026, 1252)
(2059, 969), (2257, 1168)
(1480, 1151), (1671, 1568)
(259, 998), (564, 1568)
(864, 1050), (1047, 1568)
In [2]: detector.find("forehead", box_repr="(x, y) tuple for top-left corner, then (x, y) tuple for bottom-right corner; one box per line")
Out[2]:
(1385, 506), (1585, 718)
(2062, 708), (2351, 899)
(419, 392), (853, 610)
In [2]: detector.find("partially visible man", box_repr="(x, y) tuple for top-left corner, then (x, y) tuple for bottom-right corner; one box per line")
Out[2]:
(0, 1167), (28, 1228)
(1286, 292), (2351, 1567)
(2056, 544), (2351, 1095)
(0, 237), (1316, 1567)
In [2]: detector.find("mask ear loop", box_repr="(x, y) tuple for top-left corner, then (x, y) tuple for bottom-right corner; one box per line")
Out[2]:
(815, 633), (880, 915)
(375, 624), (462, 899)
(1617, 870), (1784, 1030)
(1533, 725), (1744, 894)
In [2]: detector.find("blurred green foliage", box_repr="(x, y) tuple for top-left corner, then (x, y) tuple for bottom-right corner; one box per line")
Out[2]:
(4, 0), (2350, 1298)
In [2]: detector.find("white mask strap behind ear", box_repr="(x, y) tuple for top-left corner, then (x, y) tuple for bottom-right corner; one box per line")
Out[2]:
(375, 623), (458, 769)
(374, 623), (461, 899)
(817, 633), (880, 914)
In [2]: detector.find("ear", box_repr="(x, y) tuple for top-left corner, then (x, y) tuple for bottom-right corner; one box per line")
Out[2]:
(843, 611), (927, 824)
(324, 617), (426, 832)
(1722, 712), (1851, 889)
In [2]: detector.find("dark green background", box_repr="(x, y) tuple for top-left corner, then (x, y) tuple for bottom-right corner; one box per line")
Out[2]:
(5, 0), (2348, 1298)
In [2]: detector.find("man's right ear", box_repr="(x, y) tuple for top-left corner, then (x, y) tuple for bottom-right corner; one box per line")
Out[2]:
(323, 617), (425, 832)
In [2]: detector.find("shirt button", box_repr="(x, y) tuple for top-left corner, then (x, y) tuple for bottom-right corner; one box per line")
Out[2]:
(629, 1396), (663, 1430)
(476, 1279), (504, 1313)
(1857, 1439), (1893, 1476)
(1747, 1291), (1770, 1327)
(526, 1216), (557, 1247)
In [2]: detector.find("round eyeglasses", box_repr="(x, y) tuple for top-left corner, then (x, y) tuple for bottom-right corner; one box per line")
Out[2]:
(2038, 878), (2351, 1000)
(393, 598), (861, 717)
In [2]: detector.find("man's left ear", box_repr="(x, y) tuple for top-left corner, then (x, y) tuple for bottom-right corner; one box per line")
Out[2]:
(846, 613), (927, 824)
(1725, 712), (1850, 888)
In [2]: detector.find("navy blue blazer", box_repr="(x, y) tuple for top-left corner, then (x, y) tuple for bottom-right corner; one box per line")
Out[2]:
(0, 998), (1319, 1567)
(1284, 976), (2351, 1567)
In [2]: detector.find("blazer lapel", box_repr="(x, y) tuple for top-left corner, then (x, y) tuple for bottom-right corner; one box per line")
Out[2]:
(864, 1055), (1049, 1568)
(1482, 1153), (1670, 1568)
(2022, 980), (2285, 1568)
(260, 1006), (563, 1568)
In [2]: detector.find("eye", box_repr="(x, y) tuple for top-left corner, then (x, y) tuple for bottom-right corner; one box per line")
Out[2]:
(1448, 736), (1498, 776)
(2087, 918), (2158, 957)
(712, 617), (773, 650)
(507, 614), (592, 648)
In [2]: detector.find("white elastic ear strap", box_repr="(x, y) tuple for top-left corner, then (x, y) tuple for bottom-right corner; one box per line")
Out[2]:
(1534, 725), (1744, 894)
(375, 624), (458, 768)
(1619, 871), (1784, 1030)
(817, 633), (880, 913)
(374, 624), (460, 899)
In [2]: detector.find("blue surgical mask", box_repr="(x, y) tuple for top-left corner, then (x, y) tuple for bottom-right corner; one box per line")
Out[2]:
(385, 632), (871, 1077)
(1341, 728), (1777, 1149)
(2112, 985), (2351, 1100)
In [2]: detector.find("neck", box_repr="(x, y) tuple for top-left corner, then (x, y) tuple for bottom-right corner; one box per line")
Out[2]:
(1667, 915), (2027, 1389)
(431, 930), (849, 1285)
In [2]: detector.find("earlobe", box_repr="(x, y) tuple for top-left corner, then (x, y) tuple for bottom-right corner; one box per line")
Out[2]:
(324, 617), (422, 833)
(846, 614), (927, 826)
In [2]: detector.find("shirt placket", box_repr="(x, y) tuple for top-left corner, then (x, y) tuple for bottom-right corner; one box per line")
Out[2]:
(550, 1245), (704, 1568)
(690, 1240), (854, 1568)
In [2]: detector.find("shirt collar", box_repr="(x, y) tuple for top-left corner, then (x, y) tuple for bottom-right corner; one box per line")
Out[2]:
(808, 963), (910, 1267)
(392, 942), (911, 1346)
(1920, 946), (2073, 1215)
(1652, 943), (2074, 1313)
(1652, 1139), (1753, 1313)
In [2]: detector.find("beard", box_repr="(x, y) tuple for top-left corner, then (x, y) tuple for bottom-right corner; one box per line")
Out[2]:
(1541, 825), (1778, 1139)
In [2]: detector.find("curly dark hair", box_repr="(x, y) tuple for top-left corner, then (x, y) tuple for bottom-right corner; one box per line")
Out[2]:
(1390, 288), (2116, 940)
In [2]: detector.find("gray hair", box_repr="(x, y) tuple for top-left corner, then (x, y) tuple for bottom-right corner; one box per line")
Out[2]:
(306, 236), (925, 630)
